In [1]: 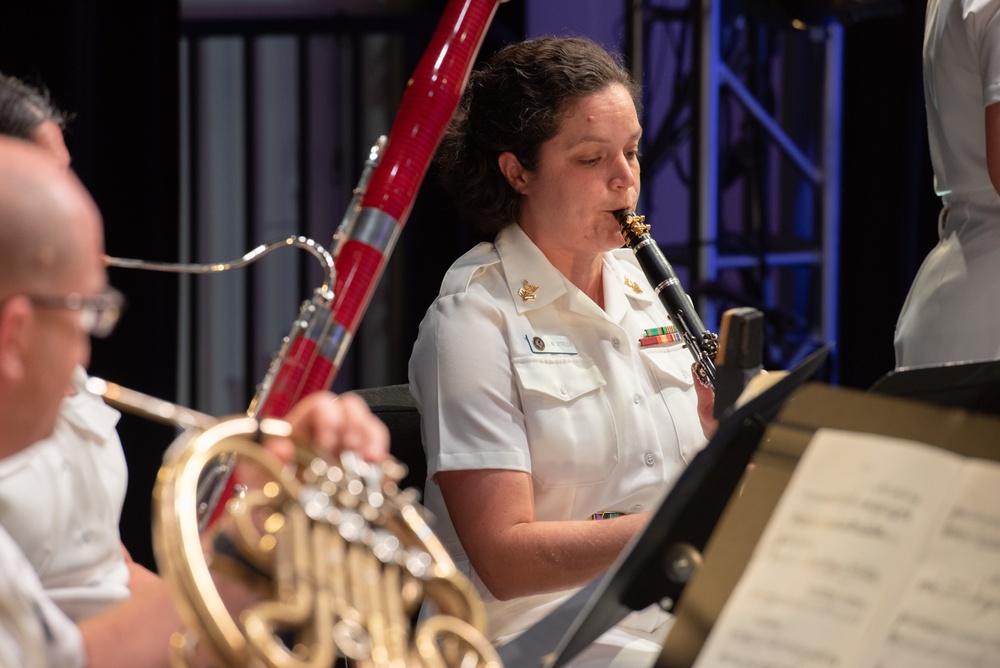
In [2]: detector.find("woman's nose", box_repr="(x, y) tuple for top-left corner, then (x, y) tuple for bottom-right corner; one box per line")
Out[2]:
(610, 155), (636, 190)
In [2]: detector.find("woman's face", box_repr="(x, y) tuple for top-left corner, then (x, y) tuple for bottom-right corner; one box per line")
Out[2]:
(513, 83), (642, 257)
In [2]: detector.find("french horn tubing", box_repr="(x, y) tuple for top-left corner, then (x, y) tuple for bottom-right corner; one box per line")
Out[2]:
(105, 235), (338, 530)
(87, 377), (502, 668)
(105, 234), (336, 303)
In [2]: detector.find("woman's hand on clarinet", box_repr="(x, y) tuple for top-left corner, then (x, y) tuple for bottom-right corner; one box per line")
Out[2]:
(270, 390), (391, 464)
(693, 363), (719, 439)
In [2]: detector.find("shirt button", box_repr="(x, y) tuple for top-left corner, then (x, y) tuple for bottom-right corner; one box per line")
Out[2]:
(559, 386), (568, 396)
(611, 337), (621, 348)
(644, 452), (656, 467)
(632, 393), (641, 404)
(81, 530), (92, 543)
(630, 504), (643, 513)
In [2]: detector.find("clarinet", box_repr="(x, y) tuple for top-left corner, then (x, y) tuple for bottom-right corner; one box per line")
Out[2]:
(616, 209), (719, 387)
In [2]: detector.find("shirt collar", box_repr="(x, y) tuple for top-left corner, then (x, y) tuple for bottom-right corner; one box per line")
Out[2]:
(494, 224), (659, 321)
(62, 366), (121, 443)
(603, 249), (659, 318)
(494, 224), (570, 313)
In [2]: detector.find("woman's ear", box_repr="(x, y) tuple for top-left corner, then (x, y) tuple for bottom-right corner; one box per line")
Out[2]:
(498, 151), (529, 194)
(0, 296), (30, 382)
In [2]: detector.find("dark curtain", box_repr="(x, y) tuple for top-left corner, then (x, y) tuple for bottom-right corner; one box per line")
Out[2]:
(838, 5), (939, 389)
(0, 0), (181, 571)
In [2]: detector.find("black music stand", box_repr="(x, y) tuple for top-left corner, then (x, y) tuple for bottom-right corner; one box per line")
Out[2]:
(498, 345), (831, 668)
(869, 359), (1000, 416)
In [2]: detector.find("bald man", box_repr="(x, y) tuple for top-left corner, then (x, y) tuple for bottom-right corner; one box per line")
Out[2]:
(0, 70), (134, 623)
(0, 136), (391, 666)
(0, 137), (99, 667)
(0, 138), (239, 667)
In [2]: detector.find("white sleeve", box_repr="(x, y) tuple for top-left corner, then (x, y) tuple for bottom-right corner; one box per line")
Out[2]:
(409, 289), (531, 476)
(0, 530), (84, 668)
(962, 0), (1000, 103)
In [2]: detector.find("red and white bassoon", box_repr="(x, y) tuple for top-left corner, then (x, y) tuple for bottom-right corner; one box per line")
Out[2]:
(215, 0), (504, 523)
(105, 1), (505, 527)
(248, 0), (504, 421)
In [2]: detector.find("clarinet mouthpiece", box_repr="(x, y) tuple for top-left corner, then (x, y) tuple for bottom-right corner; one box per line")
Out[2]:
(615, 209), (650, 240)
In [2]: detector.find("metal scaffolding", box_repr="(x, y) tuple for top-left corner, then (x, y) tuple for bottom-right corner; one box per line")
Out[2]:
(629, 0), (842, 376)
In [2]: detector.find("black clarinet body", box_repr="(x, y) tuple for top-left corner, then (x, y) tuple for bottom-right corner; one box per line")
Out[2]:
(616, 210), (719, 387)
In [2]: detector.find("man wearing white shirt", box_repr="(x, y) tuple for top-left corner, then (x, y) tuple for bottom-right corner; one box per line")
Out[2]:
(0, 135), (391, 667)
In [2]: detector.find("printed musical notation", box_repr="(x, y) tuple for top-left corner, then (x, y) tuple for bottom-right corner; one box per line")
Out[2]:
(693, 429), (1000, 668)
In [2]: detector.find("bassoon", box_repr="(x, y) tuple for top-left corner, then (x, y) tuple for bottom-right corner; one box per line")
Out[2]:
(180, 0), (506, 526)
(107, 0), (505, 527)
(248, 0), (504, 421)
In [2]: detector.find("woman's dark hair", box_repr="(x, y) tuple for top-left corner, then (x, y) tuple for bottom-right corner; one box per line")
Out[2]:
(435, 36), (641, 236)
(0, 73), (70, 140)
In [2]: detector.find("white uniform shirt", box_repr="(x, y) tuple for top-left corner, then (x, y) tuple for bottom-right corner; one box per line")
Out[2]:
(0, 366), (130, 620)
(409, 223), (706, 644)
(894, 0), (1000, 367)
(923, 0), (1000, 203)
(0, 524), (85, 668)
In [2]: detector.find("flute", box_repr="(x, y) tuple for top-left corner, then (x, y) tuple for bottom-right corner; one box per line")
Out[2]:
(616, 209), (719, 387)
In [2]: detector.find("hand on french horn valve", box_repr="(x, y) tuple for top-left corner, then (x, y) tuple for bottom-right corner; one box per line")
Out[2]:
(229, 390), (394, 498)
(264, 390), (391, 466)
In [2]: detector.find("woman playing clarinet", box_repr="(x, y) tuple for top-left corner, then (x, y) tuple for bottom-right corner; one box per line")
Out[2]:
(409, 35), (716, 666)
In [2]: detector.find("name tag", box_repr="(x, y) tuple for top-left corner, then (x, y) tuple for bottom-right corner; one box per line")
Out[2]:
(526, 334), (578, 355)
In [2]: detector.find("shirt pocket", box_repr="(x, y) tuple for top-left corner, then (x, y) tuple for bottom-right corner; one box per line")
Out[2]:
(512, 356), (620, 487)
(638, 346), (704, 461)
(638, 344), (695, 389)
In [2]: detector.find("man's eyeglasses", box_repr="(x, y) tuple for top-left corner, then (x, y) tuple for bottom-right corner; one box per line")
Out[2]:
(27, 286), (125, 338)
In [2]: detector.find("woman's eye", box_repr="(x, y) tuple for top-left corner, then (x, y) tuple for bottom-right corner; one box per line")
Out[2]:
(581, 157), (601, 166)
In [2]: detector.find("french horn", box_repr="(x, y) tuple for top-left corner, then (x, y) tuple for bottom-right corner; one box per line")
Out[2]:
(88, 378), (502, 668)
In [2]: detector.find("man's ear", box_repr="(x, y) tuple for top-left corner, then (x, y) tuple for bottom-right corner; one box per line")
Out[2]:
(0, 296), (30, 382)
(498, 151), (529, 194)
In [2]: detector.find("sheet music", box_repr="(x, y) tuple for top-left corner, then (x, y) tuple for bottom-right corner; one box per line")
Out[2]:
(692, 428), (1000, 668)
(864, 461), (1000, 667)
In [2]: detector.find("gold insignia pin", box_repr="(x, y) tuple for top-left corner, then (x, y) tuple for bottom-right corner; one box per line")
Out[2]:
(624, 277), (643, 294)
(518, 279), (540, 302)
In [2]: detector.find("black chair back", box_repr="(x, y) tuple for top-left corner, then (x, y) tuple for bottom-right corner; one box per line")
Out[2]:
(353, 384), (426, 496)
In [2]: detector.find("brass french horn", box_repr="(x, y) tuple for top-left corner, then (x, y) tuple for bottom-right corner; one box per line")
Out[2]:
(89, 378), (502, 668)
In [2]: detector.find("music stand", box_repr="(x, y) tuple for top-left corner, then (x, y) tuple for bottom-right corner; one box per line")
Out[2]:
(869, 359), (1000, 416)
(499, 344), (831, 668)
